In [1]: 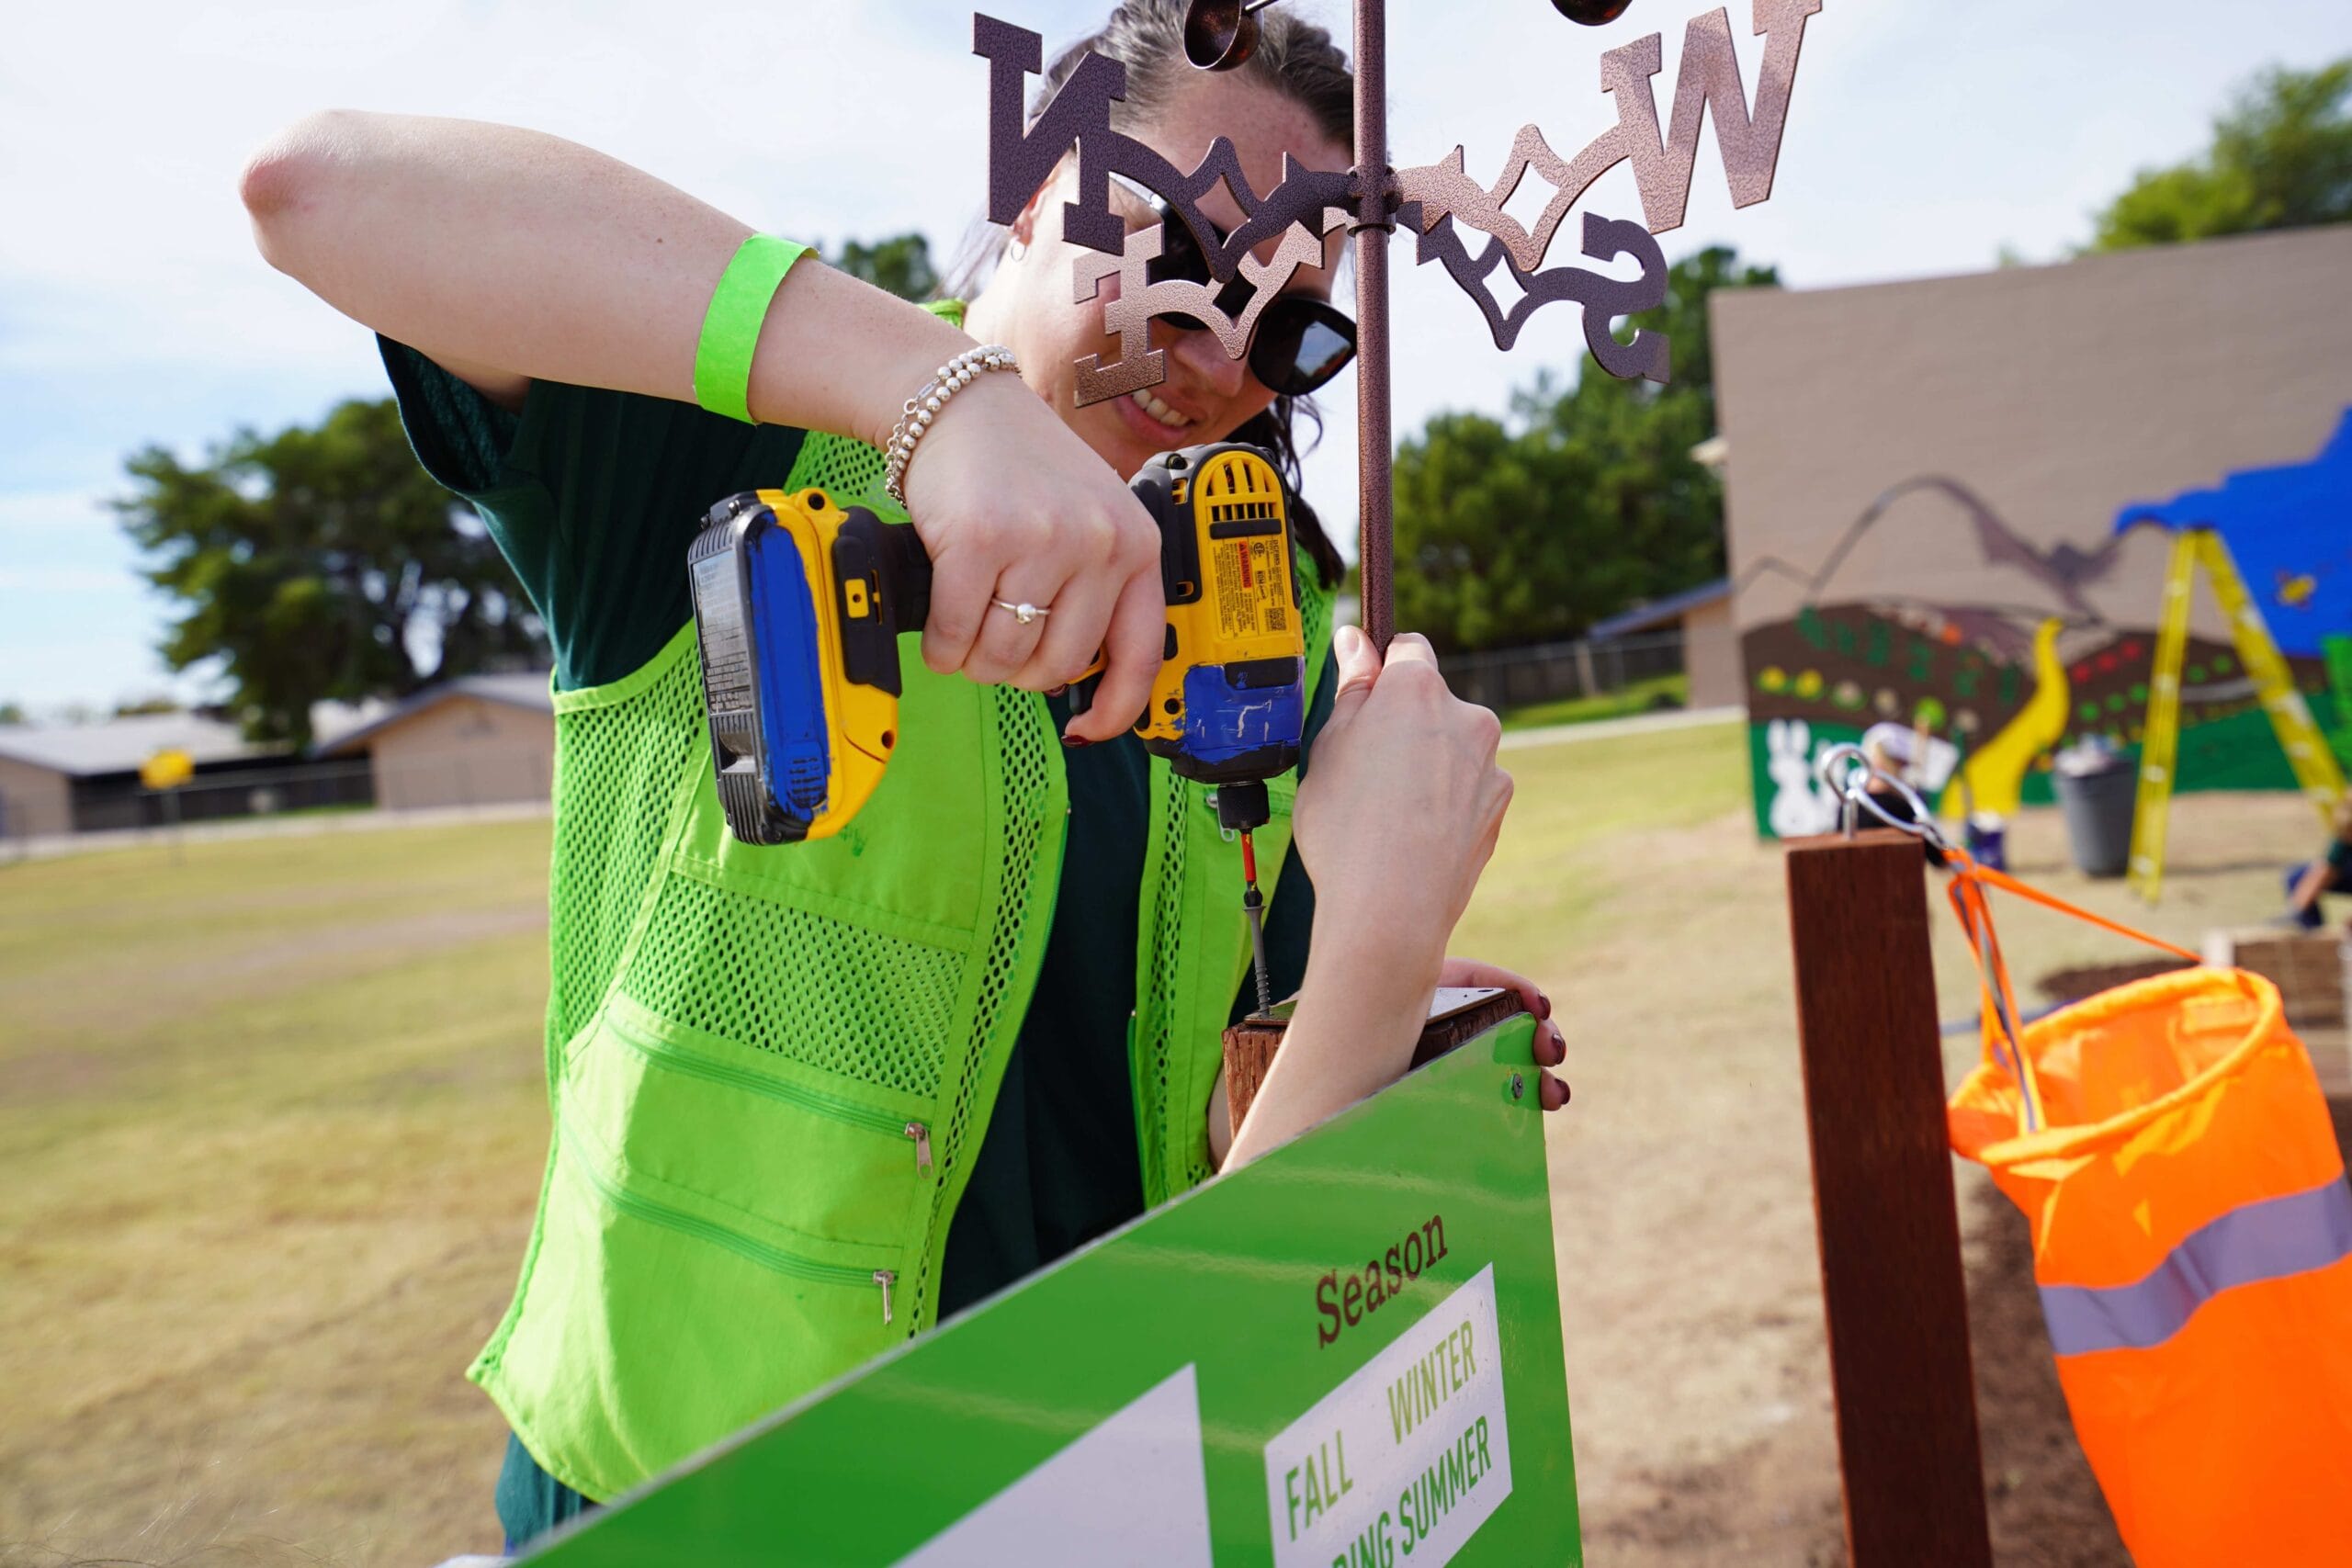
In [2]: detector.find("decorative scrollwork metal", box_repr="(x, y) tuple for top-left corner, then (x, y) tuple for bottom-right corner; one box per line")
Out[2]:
(1409, 207), (1669, 378)
(1393, 0), (1822, 269)
(975, 0), (1819, 399)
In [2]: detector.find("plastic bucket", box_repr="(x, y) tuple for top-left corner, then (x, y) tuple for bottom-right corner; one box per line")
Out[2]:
(2054, 761), (2135, 877)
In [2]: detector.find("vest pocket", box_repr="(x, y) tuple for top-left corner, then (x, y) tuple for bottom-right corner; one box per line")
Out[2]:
(496, 998), (931, 1498)
(505, 1100), (910, 1499)
(569, 996), (935, 1250)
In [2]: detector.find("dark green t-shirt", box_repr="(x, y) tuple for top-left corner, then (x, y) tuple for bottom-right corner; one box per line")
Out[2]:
(379, 339), (1329, 1420)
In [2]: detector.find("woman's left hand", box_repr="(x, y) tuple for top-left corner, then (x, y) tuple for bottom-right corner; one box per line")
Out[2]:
(1437, 956), (1569, 1112)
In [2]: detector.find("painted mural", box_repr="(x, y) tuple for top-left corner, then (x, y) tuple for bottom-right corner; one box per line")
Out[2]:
(1743, 411), (2352, 839)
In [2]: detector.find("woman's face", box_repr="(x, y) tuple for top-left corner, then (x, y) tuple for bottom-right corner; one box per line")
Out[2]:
(975, 70), (1351, 479)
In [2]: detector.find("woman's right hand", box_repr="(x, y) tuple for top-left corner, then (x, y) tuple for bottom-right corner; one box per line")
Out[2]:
(1294, 627), (1513, 988)
(896, 372), (1168, 739)
(1217, 626), (1516, 1169)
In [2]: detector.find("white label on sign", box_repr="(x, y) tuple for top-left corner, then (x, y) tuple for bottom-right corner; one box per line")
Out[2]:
(894, 1364), (1213, 1567)
(1265, 1265), (1512, 1568)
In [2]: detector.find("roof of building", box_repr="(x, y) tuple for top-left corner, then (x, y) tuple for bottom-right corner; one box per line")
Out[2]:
(1589, 578), (1732, 642)
(315, 672), (555, 757)
(0, 712), (277, 777)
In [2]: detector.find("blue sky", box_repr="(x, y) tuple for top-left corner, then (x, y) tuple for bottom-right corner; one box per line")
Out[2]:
(3, 0), (2347, 714)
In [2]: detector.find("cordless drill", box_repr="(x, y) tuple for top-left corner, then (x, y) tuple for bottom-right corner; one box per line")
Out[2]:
(686, 442), (1307, 1010)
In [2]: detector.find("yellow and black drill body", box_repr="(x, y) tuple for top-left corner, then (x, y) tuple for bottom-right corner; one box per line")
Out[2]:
(687, 443), (1308, 860)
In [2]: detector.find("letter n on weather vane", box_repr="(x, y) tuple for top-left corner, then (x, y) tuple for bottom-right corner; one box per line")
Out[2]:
(971, 0), (1822, 405)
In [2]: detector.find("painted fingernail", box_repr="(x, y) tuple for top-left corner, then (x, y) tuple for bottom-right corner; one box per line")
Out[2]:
(1538, 991), (1553, 1020)
(1061, 734), (1090, 749)
(1046, 684), (1069, 698)
(1545, 1076), (1572, 1110)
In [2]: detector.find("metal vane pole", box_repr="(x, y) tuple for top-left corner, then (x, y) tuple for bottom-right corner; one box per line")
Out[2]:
(1352, 0), (1396, 653)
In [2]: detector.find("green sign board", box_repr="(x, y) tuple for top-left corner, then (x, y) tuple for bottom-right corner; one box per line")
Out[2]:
(526, 1014), (1579, 1566)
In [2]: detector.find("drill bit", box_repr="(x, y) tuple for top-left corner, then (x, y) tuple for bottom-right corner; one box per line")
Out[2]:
(1239, 828), (1272, 1015)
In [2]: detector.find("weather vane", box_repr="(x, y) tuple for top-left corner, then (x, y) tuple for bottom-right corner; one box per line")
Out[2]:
(976, 0), (1822, 646)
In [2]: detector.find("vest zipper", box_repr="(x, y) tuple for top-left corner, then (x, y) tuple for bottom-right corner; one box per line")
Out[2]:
(560, 1117), (888, 1299)
(605, 1010), (931, 1175)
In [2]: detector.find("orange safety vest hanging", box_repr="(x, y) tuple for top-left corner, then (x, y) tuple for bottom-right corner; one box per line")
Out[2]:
(1942, 851), (2352, 1566)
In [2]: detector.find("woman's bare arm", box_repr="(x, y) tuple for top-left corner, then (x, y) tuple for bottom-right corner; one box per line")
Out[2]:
(241, 111), (964, 439)
(239, 110), (1166, 735)
(1216, 632), (1559, 1171)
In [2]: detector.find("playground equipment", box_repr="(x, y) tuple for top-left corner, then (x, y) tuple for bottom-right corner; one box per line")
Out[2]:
(1790, 748), (2352, 1566)
(2123, 524), (2346, 901)
(1938, 615), (2070, 824)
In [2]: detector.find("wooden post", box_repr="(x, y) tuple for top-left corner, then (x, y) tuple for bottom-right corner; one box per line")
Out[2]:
(1783, 829), (1991, 1567)
(1223, 987), (1526, 1134)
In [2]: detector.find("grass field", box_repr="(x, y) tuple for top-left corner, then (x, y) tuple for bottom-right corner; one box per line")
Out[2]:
(0, 718), (2325, 1565)
(1498, 672), (1690, 731)
(1, 823), (556, 1567)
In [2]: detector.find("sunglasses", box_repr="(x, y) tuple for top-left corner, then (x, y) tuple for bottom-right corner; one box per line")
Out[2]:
(1115, 178), (1357, 399)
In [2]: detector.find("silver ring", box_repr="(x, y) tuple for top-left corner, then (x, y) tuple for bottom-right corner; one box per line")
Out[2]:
(993, 599), (1049, 626)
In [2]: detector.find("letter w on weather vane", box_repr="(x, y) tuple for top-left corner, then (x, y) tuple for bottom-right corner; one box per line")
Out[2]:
(971, 0), (1822, 407)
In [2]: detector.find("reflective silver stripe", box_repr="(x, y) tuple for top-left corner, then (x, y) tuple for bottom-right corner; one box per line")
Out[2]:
(2041, 1178), (2352, 1357)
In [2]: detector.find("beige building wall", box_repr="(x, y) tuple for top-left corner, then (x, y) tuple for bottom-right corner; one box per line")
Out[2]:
(1683, 598), (1741, 709)
(1712, 225), (2352, 647)
(0, 755), (74, 837)
(368, 697), (553, 812)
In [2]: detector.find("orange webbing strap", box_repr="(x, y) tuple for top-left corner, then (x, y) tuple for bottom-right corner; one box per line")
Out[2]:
(1936, 847), (2201, 1135)
(1944, 849), (2202, 965)
(1945, 864), (2045, 1131)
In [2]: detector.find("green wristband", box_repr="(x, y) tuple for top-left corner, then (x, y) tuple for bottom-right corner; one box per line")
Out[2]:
(694, 234), (810, 424)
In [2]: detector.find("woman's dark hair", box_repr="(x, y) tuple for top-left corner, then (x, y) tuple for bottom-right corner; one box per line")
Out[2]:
(945, 0), (1353, 590)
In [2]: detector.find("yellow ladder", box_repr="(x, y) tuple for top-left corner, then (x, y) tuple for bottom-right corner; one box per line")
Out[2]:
(2128, 528), (2347, 902)
(2126, 533), (2196, 901)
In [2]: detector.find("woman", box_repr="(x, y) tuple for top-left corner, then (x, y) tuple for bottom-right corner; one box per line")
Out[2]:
(243, 1), (1567, 1547)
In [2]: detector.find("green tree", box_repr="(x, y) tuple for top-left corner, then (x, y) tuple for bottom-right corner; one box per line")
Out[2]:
(825, 233), (940, 301)
(2091, 59), (2352, 250)
(0, 701), (23, 727)
(117, 399), (546, 746)
(1393, 246), (1775, 652)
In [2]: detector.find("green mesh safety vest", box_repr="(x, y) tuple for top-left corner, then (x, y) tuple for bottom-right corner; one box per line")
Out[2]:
(472, 428), (1335, 1502)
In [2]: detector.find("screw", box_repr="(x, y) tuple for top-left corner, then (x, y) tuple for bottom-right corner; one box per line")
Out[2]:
(1510, 1073), (1525, 1100)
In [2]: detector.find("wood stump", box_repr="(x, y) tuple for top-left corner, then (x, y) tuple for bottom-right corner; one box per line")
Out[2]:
(2203, 927), (2350, 1027)
(1221, 986), (1528, 1134)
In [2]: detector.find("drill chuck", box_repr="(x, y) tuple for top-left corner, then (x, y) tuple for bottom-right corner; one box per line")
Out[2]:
(1215, 779), (1272, 835)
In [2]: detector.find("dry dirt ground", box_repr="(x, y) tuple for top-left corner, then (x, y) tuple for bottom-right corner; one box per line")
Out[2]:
(1470, 735), (2343, 1568)
(1, 726), (2338, 1566)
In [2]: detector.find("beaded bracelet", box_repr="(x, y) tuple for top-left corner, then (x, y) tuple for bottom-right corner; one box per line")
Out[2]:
(883, 344), (1020, 509)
